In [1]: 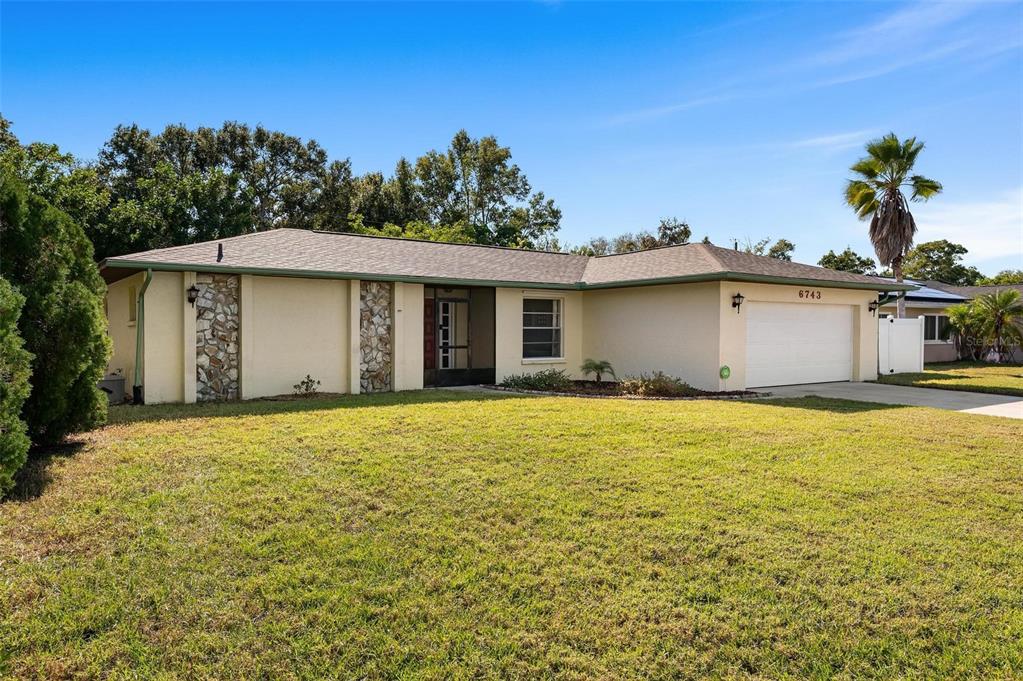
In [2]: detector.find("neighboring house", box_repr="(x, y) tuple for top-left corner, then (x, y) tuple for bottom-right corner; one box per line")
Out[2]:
(100, 229), (911, 403)
(879, 279), (1023, 362)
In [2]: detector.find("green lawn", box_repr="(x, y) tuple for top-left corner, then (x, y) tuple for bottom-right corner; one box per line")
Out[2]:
(2, 392), (1021, 679)
(877, 361), (1023, 397)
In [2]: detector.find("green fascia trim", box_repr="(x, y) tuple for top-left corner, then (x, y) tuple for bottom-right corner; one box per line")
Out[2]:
(133, 269), (153, 388)
(581, 272), (917, 292)
(100, 260), (917, 293)
(100, 260), (580, 290)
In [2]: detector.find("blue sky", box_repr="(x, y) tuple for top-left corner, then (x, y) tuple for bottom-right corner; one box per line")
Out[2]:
(2, 1), (1021, 272)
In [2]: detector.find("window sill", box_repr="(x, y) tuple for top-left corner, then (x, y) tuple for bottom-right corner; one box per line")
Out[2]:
(127, 321), (137, 328)
(521, 358), (566, 365)
(924, 340), (952, 345)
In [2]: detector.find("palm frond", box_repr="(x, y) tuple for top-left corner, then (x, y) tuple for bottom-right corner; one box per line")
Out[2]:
(908, 175), (942, 201)
(844, 180), (877, 219)
(849, 158), (881, 180)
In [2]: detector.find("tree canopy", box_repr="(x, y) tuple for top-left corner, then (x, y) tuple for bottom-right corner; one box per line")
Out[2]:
(979, 269), (1023, 286)
(902, 239), (983, 286)
(818, 247), (877, 275)
(734, 237), (796, 260)
(1, 117), (562, 259)
(572, 218), (692, 255)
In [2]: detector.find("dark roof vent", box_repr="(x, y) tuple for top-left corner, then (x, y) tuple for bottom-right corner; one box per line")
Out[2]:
(217, 243), (223, 262)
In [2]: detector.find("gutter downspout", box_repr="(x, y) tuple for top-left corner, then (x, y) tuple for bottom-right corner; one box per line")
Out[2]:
(132, 269), (153, 404)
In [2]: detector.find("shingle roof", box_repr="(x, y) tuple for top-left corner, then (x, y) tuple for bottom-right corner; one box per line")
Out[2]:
(881, 278), (968, 302)
(926, 282), (1023, 298)
(101, 228), (913, 291)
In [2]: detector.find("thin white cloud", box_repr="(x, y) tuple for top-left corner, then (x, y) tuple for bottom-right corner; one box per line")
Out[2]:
(600, 94), (735, 127)
(601, 1), (1013, 127)
(804, 2), (977, 68)
(912, 188), (1023, 264)
(790, 129), (877, 152)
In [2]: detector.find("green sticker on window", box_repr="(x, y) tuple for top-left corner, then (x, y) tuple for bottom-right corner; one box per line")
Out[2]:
(719, 365), (731, 379)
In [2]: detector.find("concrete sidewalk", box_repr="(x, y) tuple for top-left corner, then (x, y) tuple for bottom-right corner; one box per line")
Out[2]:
(766, 382), (1023, 419)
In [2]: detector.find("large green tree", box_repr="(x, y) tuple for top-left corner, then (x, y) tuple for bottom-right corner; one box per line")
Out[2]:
(573, 218), (692, 255)
(818, 247), (878, 275)
(845, 133), (942, 317)
(979, 269), (1023, 286)
(5, 118), (562, 257)
(413, 130), (560, 248)
(0, 277), (32, 496)
(737, 237), (797, 260)
(0, 173), (110, 444)
(902, 239), (982, 285)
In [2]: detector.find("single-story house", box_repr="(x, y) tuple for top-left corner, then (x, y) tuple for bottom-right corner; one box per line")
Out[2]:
(100, 229), (912, 403)
(879, 279), (1023, 362)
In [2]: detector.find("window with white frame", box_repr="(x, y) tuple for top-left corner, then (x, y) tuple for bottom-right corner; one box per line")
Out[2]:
(923, 314), (951, 342)
(522, 298), (562, 359)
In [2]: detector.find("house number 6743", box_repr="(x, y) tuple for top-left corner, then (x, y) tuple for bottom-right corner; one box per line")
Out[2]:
(798, 289), (822, 299)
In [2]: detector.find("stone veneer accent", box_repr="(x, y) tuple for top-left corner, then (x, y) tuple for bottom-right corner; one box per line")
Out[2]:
(196, 273), (240, 401)
(360, 281), (393, 393)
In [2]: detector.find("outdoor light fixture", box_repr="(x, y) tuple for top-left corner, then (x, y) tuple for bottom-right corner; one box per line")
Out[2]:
(186, 284), (200, 306)
(868, 300), (879, 316)
(731, 292), (744, 313)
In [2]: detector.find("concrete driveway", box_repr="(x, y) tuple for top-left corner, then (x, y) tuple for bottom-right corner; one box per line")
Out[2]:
(766, 382), (1023, 419)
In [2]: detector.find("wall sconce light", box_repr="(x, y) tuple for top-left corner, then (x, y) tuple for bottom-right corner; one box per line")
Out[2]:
(186, 284), (200, 306)
(868, 300), (879, 316)
(731, 292), (744, 313)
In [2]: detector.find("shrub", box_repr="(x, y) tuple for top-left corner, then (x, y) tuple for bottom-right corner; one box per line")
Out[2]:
(293, 374), (321, 396)
(0, 278), (32, 496)
(0, 173), (111, 444)
(618, 372), (697, 397)
(500, 368), (572, 392)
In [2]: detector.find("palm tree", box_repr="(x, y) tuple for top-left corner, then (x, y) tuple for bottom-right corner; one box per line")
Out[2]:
(580, 359), (616, 384)
(972, 290), (1023, 362)
(845, 133), (942, 317)
(946, 302), (984, 361)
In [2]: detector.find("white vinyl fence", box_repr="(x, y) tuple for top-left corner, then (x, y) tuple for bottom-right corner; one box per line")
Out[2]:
(878, 316), (924, 375)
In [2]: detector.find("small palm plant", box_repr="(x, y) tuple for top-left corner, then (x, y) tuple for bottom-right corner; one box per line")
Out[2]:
(580, 359), (616, 384)
(972, 290), (1023, 362)
(946, 302), (985, 361)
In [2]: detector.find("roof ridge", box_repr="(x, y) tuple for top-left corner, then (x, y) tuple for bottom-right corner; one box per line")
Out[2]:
(695, 242), (727, 271)
(308, 229), (588, 257)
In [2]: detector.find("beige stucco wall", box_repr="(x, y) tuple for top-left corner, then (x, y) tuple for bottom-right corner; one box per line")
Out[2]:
(142, 271), (187, 404)
(495, 288), (584, 382)
(393, 282), (425, 391)
(105, 272), (144, 387)
(718, 281), (878, 390)
(241, 275), (351, 399)
(582, 282), (722, 391)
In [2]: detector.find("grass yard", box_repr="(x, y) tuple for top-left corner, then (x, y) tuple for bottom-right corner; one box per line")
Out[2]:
(1, 391), (1021, 679)
(876, 361), (1023, 397)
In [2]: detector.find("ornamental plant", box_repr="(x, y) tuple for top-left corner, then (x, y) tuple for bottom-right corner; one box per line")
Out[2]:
(580, 359), (616, 384)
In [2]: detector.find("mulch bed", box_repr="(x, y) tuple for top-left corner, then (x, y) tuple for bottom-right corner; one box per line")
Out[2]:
(485, 380), (765, 401)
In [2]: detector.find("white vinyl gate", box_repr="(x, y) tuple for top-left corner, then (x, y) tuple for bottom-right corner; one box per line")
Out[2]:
(878, 316), (924, 375)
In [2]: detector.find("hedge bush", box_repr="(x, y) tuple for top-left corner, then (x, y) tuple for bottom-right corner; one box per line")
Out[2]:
(499, 369), (573, 392)
(0, 278), (32, 496)
(0, 173), (110, 445)
(618, 372), (699, 397)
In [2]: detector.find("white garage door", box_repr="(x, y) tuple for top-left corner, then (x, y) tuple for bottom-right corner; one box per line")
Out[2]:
(745, 302), (853, 388)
